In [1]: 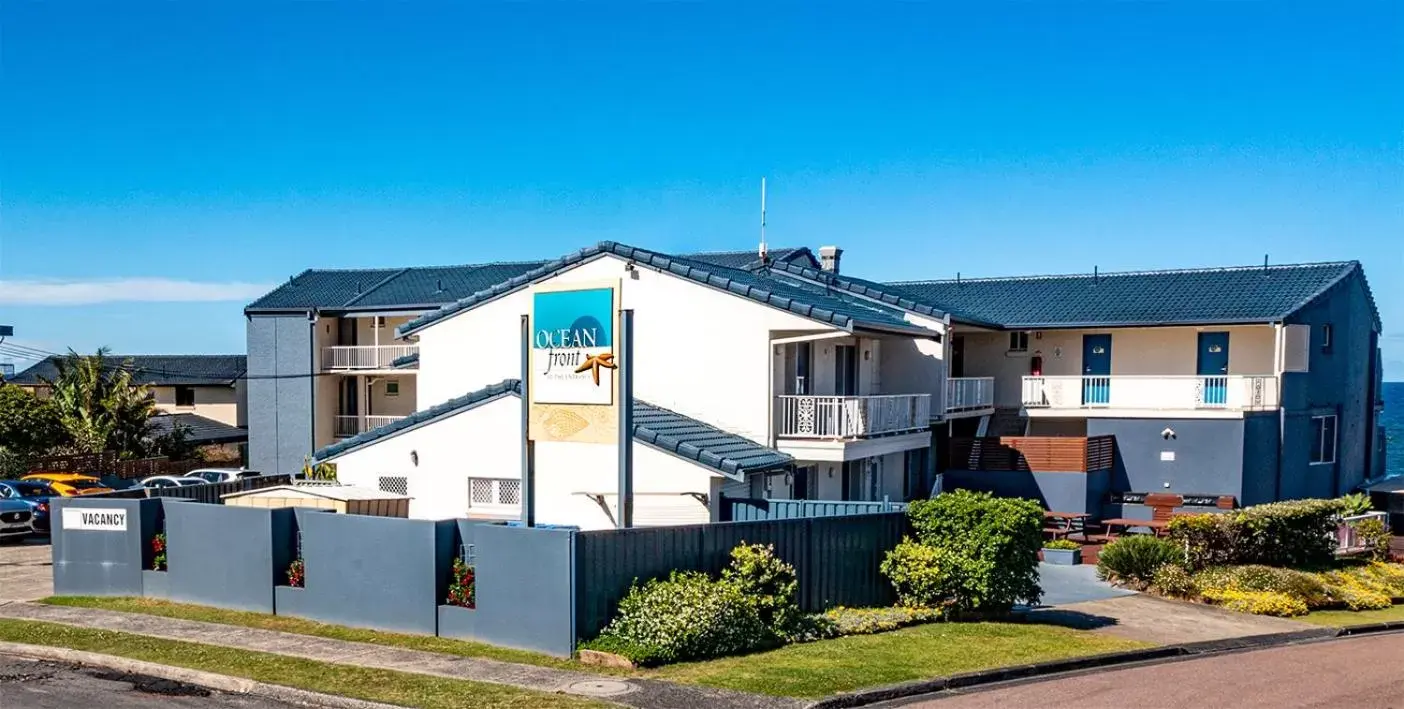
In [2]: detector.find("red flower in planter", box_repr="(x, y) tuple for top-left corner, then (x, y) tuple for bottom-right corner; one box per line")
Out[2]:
(151, 533), (167, 571)
(447, 558), (476, 609)
(286, 558), (305, 588)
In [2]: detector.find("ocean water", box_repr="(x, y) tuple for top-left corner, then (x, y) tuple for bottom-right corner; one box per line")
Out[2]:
(1383, 382), (1402, 480)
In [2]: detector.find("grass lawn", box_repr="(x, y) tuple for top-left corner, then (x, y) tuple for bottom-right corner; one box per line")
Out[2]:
(0, 619), (605, 709)
(653, 621), (1149, 698)
(1298, 604), (1404, 627)
(43, 596), (1150, 699)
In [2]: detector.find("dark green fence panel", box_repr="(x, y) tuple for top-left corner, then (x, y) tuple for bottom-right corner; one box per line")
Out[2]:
(574, 512), (906, 639)
(720, 497), (907, 521)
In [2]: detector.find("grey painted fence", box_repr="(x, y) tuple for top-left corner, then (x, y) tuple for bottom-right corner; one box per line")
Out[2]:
(51, 497), (164, 597)
(720, 496), (907, 521)
(574, 512), (906, 639)
(164, 502), (296, 613)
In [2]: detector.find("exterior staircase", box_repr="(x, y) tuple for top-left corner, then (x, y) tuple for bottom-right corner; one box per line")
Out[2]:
(986, 407), (1028, 437)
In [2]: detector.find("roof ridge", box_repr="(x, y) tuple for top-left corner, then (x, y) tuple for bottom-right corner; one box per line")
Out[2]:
(889, 260), (1359, 286)
(293, 258), (551, 275)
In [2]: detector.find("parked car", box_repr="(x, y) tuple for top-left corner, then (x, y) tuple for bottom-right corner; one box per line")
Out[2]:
(20, 473), (113, 497)
(187, 468), (262, 484)
(139, 475), (208, 489)
(0, 480), (54, 534)
(0, 497), (34, 542)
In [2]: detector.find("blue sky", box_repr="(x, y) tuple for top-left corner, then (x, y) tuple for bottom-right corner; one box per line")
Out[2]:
(1, 2), (1400, 376)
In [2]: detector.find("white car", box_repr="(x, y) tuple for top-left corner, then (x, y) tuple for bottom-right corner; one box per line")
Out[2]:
(139, 475), (208, 489)
(187, 469), (262, 484)
(0, 498), (34, 542)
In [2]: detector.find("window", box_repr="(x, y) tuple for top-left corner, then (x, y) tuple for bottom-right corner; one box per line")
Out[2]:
(175, 386), (196, 407)
(1008, 331), (1029, 353)
(372, 316), (387, 329)
(468, 478), (520, 508)
(385, 381), (400, 397)
(1310, 415), (1337, 465)
(1321, 324), (1333, 354)
(834, 345), (858, 396)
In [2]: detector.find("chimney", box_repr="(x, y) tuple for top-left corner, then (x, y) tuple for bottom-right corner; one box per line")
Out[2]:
(819, 245), (843, 273)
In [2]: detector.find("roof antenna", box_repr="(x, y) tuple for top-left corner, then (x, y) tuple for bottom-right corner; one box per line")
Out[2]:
(435, 278), (443, 293)
(1263, 254), (1269, 275)
(1094, 265), (1099, 286)
(956, 271), (961, 286)
(758, 177), (769, 266)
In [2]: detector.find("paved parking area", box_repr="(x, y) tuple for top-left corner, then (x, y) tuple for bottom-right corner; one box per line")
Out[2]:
(0, 538), (53, 602)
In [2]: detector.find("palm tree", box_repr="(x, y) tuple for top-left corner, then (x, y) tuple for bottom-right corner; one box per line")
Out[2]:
(42, 348), (158, 456)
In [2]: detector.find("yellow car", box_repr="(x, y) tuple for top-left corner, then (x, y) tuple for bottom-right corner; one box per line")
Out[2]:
(21, 473), (113, 497)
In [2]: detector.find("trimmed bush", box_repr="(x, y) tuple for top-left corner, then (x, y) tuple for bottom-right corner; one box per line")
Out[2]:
(1151, 564), (1198, 599)
(585, 571), (775, 666)
(1167, 514), (1237, 570)
(1169, 497), (1354, 570)
(1200, 588), (1308, 617)
(1096, 535), (1178, 588)
(721, 543), (802, 636)
(904, 490), (1044, 609)
(880, 539), (987, 611)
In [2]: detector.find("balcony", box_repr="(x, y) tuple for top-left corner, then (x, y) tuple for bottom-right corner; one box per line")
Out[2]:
(776, 394), (931, 439)
(1021, 375), (1279, 414)
(334, 414), (407, 438)
(322, 345), (418, 371)
(945, 377), (995, 417)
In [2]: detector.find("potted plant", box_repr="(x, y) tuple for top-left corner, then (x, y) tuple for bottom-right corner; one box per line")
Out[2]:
(1042, 539), (1082, 565)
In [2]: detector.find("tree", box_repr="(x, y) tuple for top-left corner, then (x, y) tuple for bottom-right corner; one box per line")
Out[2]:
(0, 384), (65, 455)
(41, 348), (158, 457)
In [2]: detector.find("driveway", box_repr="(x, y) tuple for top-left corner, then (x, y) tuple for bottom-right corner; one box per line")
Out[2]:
(898, 632), (1404, 708)
(0, 537), (53, 602)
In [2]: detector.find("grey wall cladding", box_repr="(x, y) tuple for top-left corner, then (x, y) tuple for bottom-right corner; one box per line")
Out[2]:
(51, 497), (162, 597)
(1086, 417), (1246, 498)
(164, 502), (295, 612)
(290, 511), (455, 635)
(462, 523), (576, 657)
(247, 315), (314, 476)
(942, 470), (1108, 515)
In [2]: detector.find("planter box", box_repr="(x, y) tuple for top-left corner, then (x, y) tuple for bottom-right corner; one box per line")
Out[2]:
(274, 586), (309, 617)
(1042, 548), (1081, 566)
(142, 570), (170, 599)
(437, 605), (478, 640)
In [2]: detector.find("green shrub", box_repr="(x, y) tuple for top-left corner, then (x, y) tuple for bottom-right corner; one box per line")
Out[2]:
(1044, 539), (1081, 550)
(586, 571), (775, 666)
(1234, 499), (1340, 568)
(1336, 493), (1374, 517)
(1355, 518), (1392, 562)
(1096, 535), (1178, 587)
(904, 490), (1044, 609)
(880, 539), (987, 612)
(1167, 514), (1237, 570)
(1151, 564), (1198, 599)
(819, 606), (942, 636)
(721, 543), (803, 636)
(1201, 588), (1308, 617)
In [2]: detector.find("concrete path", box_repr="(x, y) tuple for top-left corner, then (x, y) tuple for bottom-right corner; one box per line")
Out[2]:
(0, 602), (799, 709)
(896, 632), (1404, 708)
(1028, 593), (1316, 645)
(0, 539), (54, 602)
(1034, 564), (1135, 607)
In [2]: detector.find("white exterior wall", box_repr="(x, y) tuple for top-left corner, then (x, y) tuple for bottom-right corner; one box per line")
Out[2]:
(327, 395), (722, 529)
(416, 254), (836, 443)
(879, 311), (948, 411)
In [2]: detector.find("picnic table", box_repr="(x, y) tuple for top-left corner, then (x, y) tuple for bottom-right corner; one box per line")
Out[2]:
(1043, 511), (1089, 539)
(1100, 517), (1170, 537)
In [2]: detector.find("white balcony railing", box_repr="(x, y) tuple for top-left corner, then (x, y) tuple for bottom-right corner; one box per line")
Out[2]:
(1021, 375), (1279, 412)
(946, 377), (995, 414)
(322, 345), (418, 371)
(776, 394), (932, 439)
(333, 414), (407, 438)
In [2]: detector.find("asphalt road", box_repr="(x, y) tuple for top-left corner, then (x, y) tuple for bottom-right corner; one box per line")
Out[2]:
(0, 656), (302, 708)
(898, 633), (1404, 709)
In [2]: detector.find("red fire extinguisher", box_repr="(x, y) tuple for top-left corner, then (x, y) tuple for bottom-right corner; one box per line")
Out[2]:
(1030, 351), (1044, 377)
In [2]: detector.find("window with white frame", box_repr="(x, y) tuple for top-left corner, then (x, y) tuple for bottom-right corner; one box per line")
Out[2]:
(1321, 324), (1333, 354)
(1008, 331), (1029, 353)
(385, 381), (400, 397)
(468, 478), (521, 508)
(1310, 415), (1337, 465)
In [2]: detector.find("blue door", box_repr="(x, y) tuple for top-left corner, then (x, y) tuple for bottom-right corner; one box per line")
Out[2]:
(1082, 334), (1112, 405)
(1197, 332), (1230, 405)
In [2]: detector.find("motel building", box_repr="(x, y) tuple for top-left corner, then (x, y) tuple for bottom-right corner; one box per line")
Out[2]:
(303, 242), (1386, 529)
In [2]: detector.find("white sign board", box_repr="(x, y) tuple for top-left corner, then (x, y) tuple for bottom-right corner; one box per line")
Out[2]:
(1160, 451), (1176, 462)
(61, 507), (128, 532)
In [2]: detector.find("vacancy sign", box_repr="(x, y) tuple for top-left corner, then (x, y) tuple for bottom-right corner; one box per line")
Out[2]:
(529, 282), (619, 444)
(62, 508), (128, 531)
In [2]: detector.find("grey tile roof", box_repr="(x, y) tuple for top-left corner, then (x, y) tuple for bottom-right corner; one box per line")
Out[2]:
(884, 261), (1381, 330)
(244, 248), (814, 313)
(8, 355), (246, 387)
(147, 413), (248, 445)
(390, 353), (420, 369)
(398, 242), (938, 338)
(314, 379), (791, 480)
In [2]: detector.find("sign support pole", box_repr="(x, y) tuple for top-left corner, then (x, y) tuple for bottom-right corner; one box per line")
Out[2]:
(520, 314), (536, 528)
(617, 309), (634, 528)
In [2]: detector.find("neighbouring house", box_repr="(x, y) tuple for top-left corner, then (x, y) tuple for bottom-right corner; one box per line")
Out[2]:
(242, 247), (824, 476)
(312, 242), (995, 527)
(865, 261), (1386, 511)
(7, 354), (247, 429)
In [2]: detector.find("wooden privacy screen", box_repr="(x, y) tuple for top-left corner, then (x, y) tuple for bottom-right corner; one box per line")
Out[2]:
(949, 436), (1116, 473)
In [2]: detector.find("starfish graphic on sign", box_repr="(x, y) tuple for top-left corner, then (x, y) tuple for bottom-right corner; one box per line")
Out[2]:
(574, 352), (617, 385)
